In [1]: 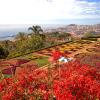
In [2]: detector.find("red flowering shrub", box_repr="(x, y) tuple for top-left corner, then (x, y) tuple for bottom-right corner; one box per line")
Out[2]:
(0, 61), (100, 100)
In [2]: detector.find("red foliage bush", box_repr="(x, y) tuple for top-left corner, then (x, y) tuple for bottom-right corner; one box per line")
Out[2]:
(0, 61), (100, 100)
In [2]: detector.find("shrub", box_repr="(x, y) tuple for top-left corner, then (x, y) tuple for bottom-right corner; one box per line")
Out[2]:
(0, 61), (100, 100)
(0, 46), (9, 59)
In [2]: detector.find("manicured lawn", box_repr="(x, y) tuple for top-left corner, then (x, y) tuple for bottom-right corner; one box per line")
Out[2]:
(34, 56), (50, 67)
(23, 54), (50, 67)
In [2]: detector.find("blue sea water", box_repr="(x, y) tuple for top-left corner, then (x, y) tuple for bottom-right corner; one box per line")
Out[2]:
(0, 25), (30, 40)
(0, 28), (29, 41)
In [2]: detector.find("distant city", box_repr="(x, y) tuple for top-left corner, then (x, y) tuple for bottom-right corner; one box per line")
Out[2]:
(44, 24), (100, 35)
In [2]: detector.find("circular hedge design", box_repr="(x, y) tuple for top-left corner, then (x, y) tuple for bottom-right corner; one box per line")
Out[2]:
(74, 53), (87, 58)
(86, 48), (100, 52)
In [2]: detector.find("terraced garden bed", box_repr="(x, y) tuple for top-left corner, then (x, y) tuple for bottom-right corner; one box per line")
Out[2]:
(86, 48), (100, 53)
(75, 53), (100, 68)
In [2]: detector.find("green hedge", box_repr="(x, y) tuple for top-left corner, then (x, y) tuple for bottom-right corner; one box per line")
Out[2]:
(81, 37), (97, 41)
(6, 40), (72, 59)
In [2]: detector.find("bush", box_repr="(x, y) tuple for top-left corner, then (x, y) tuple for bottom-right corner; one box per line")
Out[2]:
(0, 46), (9, 59)
(0, 61), (100, 100)
(81, 37), (97, 41)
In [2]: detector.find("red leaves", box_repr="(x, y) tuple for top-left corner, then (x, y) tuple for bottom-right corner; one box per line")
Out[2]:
(0, 61), (100, 100)
(2, 94), (12, 100)
(0, 83), (4, 92)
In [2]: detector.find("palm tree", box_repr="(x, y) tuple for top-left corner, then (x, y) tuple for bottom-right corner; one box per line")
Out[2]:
(28, 25), (43, 34)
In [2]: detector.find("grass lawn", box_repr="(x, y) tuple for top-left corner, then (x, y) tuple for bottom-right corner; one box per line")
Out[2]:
(22, 53), (50, 67)
(34, 56), (50, 67)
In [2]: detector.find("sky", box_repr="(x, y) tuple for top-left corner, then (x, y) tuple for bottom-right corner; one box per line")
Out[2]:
(0, 0), (100, 24)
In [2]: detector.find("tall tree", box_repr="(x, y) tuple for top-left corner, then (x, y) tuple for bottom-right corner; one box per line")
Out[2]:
(28, 25), (43, 34)
(15, 32), (27, 41)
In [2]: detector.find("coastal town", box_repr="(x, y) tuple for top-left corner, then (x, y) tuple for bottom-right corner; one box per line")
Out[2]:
(45, 24), (100, 35)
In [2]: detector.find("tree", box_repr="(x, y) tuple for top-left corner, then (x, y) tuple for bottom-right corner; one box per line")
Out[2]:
(30, 35), (44, 50)
(15, 34), (44, 54)
(28, 25), (43, 34)
(58, 33), (71, 41)
(39, 34), (46, 42)
(83, 32), (94, 38)
(65, 33), (71, 37)
(15, 32), (27, 41)
(0, 46), (9, 59)
(52, 32), (59, 37)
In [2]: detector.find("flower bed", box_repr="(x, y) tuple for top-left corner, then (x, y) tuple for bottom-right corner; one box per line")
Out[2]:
(0, 61), (100, 100)
(64, 50), (72, 54)
(75, 53), (100, 68)
(93, 43), (100, 48)
(74, 53), (87, 58)
(35, 41), (95, 58)
(86, 48), (100, 53)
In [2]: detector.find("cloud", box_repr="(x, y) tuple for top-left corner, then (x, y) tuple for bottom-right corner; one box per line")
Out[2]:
(74, 0), (100, 17)
(0, 0), (99, 24)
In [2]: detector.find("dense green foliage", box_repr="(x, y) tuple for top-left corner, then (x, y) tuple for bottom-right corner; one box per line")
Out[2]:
(83, 32), (94, 38)
(81, 37), (97, 41)
(15, 32), (27, 41)
(48, 32), (71, 38)
(81, 32), (100, 41)
(7, 34), (46, 58)
(0, 46), (9, 59)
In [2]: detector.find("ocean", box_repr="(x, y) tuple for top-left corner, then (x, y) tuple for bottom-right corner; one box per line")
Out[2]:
(0, 29), (29, 41)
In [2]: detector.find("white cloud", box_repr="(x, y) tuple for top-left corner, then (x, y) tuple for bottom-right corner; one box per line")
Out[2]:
(0, 0), (99, 24)
(74, 1), (100, 18)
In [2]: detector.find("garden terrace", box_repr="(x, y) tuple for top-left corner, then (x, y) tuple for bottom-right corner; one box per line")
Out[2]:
(75, 53), (100, 69)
